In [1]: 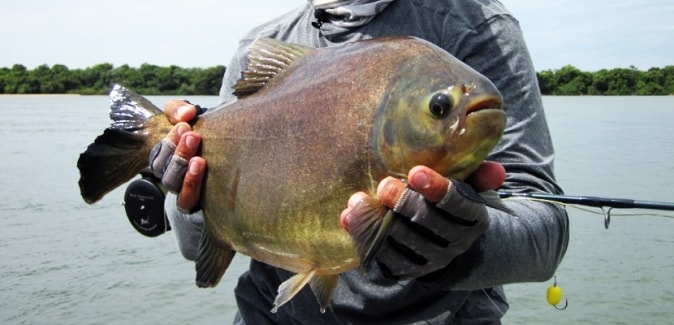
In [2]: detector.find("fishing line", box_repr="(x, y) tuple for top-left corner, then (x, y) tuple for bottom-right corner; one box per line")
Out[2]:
(481, 288), (506, 316)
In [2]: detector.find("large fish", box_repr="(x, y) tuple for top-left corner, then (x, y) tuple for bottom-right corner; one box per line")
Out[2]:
(77, 36), (506, 312)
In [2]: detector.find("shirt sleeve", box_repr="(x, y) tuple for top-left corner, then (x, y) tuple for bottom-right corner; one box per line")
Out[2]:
(164, 193), (204, 261)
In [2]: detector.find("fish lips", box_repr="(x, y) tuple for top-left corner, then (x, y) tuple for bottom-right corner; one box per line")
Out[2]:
(462, 96), (506, 149)
(466, 96), (504, 116)
(465, 96), (506, 128)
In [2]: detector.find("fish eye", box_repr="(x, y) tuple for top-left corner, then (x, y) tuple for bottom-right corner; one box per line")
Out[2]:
(428, 93), (453, 118)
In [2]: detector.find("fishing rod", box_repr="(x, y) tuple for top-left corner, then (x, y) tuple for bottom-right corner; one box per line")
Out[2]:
(497, 191), (674, 229)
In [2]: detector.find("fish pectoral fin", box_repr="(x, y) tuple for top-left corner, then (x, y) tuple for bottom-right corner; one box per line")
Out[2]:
(271, 269), (317, 313)
(345, 198), (394, 273)
(195, 227), (236, 288)
(479, 190), (515, 214)
(233, 37), (314, 98)
(309, 274), (339, 314)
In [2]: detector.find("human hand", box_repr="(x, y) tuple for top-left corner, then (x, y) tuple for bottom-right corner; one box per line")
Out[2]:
(341, 162), (506, 279)
(149, 100), (206, 212)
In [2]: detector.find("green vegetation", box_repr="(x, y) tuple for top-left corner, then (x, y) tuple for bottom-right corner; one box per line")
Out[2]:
(0, 63), (225, 95)
(0, 63), (672, 96)
(536, 65), (674, 95)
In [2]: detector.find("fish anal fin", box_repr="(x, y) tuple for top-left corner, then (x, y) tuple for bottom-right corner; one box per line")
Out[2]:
(345, 198), (394, 273)
(309, 274), (339, 313)
(271, 269), (316, 313)
(195, 227), (236, 288)
(233, 37), (314, 98)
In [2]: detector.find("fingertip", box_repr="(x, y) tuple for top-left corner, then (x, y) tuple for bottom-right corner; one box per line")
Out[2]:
(188, 157), (206, 176)
(165, 123), (189, 144)
(175, 130), (201, 157)
(408, 166), (431, 190)
(340, 209), (350, 230)
(164, 100), (198, 124)
(408, 166), (448, 203)
(183, 131), (201, 151)
(177, 158), (205, 212)
(467, 161), (506, 192)
(175, 122), (192, 136)
(376, 177), (406, 208)
(347, 192), (368, 209)
(176, 104), (198, 122)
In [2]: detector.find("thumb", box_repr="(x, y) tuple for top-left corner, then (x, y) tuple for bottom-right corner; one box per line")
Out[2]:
(407, 166), (450, 203)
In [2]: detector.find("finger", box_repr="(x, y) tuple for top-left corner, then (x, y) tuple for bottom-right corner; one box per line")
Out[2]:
(376, 177), (408, 208)
(177, 157), (206, 212)
(407, 166), (450, 203)
(340, 192), (370, 229)
(166, 122), (193, 144)
(150, 123), (192, 178)
(347, 192), (369, 209)
(149, 138), (176, 179)
(175, 131), (201, 159)
(164, 100), (198, 124)
(149, 123), (186, 177)
(161, 131), (201, 193)
(465, 161), (506, 192)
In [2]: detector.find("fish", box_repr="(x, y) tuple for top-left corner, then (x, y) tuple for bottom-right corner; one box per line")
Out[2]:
(77, 36), (506, 313)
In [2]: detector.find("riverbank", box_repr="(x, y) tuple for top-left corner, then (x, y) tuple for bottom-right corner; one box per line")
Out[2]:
(0, 93), (82, 97)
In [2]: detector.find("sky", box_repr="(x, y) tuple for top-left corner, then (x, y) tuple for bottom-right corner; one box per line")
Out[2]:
(1, 0), (672, 72)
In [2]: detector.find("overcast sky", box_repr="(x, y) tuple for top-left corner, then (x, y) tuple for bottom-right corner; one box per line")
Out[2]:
(1, 0), (672, 72)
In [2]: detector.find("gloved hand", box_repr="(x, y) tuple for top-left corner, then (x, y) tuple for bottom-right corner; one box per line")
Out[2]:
(148, 100), (206, 212)
(341, 163), (505, 280)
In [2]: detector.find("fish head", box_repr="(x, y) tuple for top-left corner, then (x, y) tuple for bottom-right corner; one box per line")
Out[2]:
(373, 40), (506, 180)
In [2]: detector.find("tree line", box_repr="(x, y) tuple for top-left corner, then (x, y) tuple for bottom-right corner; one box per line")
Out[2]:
(537, 65), (674, 95)
(1, 63), (672, 96)
(0, 63), (226, 95)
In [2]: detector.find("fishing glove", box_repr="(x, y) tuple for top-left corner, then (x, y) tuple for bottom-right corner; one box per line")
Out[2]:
(149, 137), (188, 193)
(376, 179), (490, 280)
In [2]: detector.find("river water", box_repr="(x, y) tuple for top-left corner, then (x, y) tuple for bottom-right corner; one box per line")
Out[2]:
(0, 95), (672, 324)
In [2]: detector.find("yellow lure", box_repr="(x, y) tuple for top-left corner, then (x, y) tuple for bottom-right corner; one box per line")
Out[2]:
(546, 275), (568, 310)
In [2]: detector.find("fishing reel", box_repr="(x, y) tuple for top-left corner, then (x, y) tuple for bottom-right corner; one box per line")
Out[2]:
(123, 169), (170, 237)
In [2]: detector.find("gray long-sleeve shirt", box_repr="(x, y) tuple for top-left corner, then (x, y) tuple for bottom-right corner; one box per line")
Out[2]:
(166, 1), (569, 323)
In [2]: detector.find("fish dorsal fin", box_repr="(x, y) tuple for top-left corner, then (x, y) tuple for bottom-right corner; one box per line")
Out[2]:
(233, 37), (314, 98)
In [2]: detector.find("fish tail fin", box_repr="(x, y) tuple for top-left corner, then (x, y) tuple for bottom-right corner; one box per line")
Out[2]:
(271, 269), (317, 313)
(345, 197), (395, 273)
(77, 84), (171, 204)
(195, 227), (236, 288)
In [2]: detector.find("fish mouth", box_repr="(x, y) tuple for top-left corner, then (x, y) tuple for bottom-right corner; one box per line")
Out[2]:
(466, 96), (504, 116)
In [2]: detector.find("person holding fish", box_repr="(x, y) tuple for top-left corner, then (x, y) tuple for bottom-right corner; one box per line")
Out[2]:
(149, 0), (569, 323)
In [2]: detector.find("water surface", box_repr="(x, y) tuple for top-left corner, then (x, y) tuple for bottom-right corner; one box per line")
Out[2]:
(0, 95), (672, 324)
